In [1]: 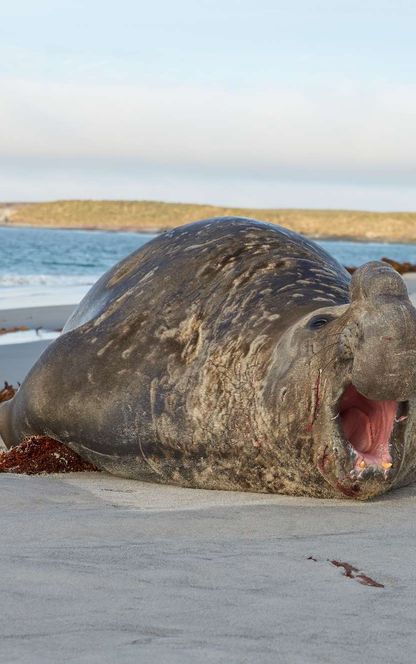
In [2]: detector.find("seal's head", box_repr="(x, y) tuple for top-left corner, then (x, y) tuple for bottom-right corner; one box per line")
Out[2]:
(310, 262), (416, 499)
(264, 260), (416, 499)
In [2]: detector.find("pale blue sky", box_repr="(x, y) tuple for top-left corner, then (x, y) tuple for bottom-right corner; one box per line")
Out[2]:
(1, 1), (416, 209)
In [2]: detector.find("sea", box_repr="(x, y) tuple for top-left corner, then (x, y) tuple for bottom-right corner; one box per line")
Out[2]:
(0, 225), (415, 290)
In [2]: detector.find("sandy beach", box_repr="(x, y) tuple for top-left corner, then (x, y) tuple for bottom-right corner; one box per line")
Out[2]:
(1, 271), (416, 664)
(0, 285), (89, 384)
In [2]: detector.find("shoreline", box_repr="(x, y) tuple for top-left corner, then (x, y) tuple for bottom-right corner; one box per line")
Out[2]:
(0, 221), (159, 235)
(2, 221), (416, 245)
(4, 200), (416, 244)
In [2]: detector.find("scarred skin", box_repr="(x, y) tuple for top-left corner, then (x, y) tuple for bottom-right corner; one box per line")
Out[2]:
(1, 217), (416, 499)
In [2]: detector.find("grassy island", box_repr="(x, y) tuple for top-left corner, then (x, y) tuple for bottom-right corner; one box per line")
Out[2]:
(2, 200), (416, 243)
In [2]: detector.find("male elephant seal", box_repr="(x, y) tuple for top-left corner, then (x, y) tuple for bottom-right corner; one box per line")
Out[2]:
(1, 217), (416, 499)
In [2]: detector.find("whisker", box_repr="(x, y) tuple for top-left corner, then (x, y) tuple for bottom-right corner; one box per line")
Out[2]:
(319, 353), (339, 376)
(311, 341), (340, 358)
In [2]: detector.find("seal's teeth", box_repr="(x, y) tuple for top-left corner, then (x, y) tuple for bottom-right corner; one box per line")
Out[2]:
(358, 459), (366, 469)
(382, 461), (392, 470)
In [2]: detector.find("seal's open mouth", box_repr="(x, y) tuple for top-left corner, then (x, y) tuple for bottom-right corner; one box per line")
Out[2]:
(317, 382), (409, 499)
(339, 384), (401, 471)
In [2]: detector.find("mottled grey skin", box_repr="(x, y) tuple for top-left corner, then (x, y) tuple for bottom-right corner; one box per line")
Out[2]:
(1, 217), (416, 499)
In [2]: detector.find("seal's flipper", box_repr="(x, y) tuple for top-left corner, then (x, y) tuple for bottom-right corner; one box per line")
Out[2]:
(0, 403), (7, 448)
(0, 324), (94, 450)
(0, 399), (16, 449)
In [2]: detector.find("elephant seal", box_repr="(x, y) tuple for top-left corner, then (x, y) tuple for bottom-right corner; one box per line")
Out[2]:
(1, 217), (416, 499)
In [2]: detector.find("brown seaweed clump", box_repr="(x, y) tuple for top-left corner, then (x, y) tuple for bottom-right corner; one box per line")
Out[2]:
(0, 382), (17, 403)
(380, 257), (416, 275)
(0, 382), (98, 475)
(0, 436), (99, 475)
(347, 257), (416, 275)
(0, 326), (29, 335)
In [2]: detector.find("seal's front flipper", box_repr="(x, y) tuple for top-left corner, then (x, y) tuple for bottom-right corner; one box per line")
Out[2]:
(0, 326), (87, 450)
(0, 400), (15, 449)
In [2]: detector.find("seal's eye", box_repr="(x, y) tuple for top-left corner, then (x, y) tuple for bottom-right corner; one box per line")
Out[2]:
(308, 315), (332, 330)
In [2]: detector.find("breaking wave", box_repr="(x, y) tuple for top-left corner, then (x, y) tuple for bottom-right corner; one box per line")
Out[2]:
(0, 273), (101, 288)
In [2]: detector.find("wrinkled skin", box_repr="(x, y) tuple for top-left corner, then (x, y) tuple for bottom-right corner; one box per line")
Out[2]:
(1, 217), (416, 499)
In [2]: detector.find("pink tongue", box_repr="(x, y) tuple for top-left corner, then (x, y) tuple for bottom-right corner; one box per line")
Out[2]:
(339, 385), (397, 465)
(341, 407), (373, 453)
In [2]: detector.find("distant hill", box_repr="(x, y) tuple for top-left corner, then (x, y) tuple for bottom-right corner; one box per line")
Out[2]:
(4, 200), (416, 243)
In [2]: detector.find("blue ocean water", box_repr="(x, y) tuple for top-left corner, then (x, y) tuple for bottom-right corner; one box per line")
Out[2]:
(0, 226), (154, 287)
(0, 225), (415, 288)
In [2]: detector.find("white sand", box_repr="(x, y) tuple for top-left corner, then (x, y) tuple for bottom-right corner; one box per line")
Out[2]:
(2, 471), (416, 664)
(0, 284), (89, 309)
(0, 329), (59, 345)
(0, 286), (82, 383)
(0, 282), (89, 382)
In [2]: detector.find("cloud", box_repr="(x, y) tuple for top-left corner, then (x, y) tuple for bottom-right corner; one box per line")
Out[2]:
(1, 76), (416, 207)
(2, 77), (416, 180)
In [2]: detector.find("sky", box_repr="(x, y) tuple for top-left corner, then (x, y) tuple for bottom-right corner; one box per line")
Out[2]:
(1, 0), (416, 210)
